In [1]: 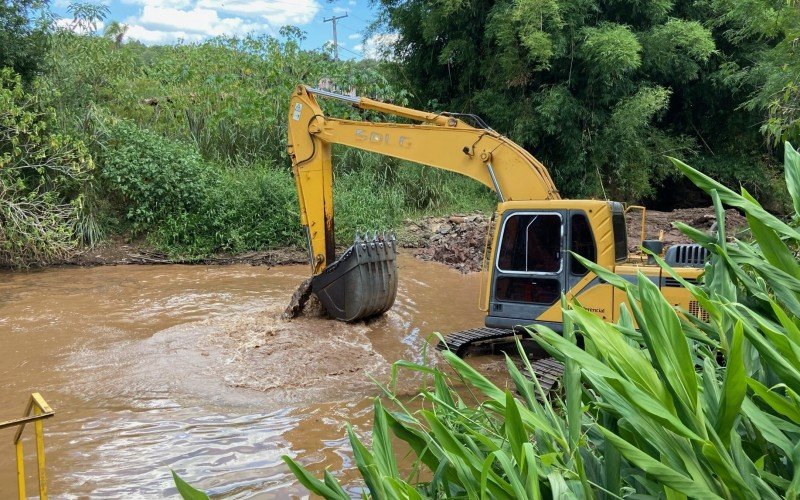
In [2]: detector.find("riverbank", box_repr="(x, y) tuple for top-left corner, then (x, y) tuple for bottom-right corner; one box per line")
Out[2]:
(7, 207), (748, 272)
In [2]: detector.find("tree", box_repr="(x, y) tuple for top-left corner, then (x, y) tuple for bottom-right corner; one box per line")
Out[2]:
(372, 0), (781, 203)
(712, 0), (800, 147)
(0, 69), (94, 266)
(0, 0), (50, 83)
(103, 21), (128, 46)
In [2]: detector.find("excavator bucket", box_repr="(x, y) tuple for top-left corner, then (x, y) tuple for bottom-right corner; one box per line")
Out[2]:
(311, 232), (398, 322)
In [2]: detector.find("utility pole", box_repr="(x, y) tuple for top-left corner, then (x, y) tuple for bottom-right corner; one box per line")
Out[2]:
(323, 13), (348, 60)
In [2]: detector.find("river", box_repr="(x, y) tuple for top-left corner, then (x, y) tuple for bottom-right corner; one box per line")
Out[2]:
(0, 255), (488, 497)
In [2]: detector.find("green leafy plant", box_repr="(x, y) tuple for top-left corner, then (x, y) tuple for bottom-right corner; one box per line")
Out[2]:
(278, 143), (800, 498)
(0, 68), (94, 267)
(96, 119), (212, 233)
(153, 163), (303, 258)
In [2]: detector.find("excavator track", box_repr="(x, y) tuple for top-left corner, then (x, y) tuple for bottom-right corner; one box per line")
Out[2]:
(527, 357), (564, 394)
(437, 328), (565, 395)
(436, 327), (518, 357)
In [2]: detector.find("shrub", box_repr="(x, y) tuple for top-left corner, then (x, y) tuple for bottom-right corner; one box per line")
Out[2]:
(279, 143), (800, 498)
(0, 69), (93, 267)
(154, 164), (303, 257)
(97, 119), (212, 233)
(333, 168), (404, 244)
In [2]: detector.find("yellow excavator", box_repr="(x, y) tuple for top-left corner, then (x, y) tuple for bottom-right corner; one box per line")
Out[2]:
(287, 85), (706, 356)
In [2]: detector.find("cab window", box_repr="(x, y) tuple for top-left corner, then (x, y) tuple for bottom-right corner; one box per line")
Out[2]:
(570, 214), (596, 276)
(497, 213), (561, 273)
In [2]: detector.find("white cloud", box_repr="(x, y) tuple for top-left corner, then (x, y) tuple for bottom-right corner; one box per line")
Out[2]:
(197, 0), (320, 25)
(348, 0), (356, 5)
(359, 33), (398, 60)
(137, 5), (260, 35)
(120, 0), (321, 45)
(125, 23), (204, 44)
(348, 32), (360, 40)
(122, 0), (196, 7)
(332, 6), (347, 13)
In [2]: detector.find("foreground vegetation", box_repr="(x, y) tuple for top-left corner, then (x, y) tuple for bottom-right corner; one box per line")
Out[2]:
(277, 145), (800, 498)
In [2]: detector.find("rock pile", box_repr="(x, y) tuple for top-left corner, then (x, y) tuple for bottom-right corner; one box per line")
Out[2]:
(403, 207), (750, 273)
(404, 214), (491, 273)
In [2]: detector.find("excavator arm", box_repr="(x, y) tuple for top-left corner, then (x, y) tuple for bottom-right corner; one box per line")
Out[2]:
(287, 84), (560, 321)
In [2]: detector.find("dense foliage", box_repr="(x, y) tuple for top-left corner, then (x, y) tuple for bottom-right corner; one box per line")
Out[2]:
(0, 69), (93, 266)
(373, 0), (798, 205)
(0, 0), (797, 266)
(0, 0), (49, 83)
(282, 144), (800, 498)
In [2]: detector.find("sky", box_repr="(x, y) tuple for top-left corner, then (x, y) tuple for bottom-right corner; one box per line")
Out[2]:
(51, 0), (386, 60)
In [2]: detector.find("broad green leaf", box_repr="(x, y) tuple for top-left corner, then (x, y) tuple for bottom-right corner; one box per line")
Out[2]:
(597, 427), (723, 499)
(323, 470), (351, 499)
(637, 273), (699, 414)
(441, 351), (563, 443)
(383, 410), (441, 473)
(171, 471), (210, 500)
(669, 157), (800, 240)
(742, 190), (800, 279)
(281, 458), (348, 500)
(787, 441), (800, 498)
(747, 378), (800, 425)
(493, 450), (530, 499)
(347, 424), (386, 498)
(546, 471), (575, 499)
(373, 400), (400, 477)
(504, 391), (527, 465)
(784, 142), (800, 217)
(716, 321), (746, 439)
(421, 410), (482, 472)
(521, 443), (542, 500)
(567, 305), (668, 406)
(741, 398), (795, 456)
(562, 302), (582, 470)
(735, 308), (800, 395)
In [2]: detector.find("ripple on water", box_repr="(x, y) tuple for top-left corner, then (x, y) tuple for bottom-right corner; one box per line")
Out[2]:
(0, 258), (486, 497)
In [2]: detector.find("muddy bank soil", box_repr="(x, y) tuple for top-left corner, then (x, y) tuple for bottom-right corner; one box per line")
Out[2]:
(54, 235), (309, 267)
(44, 207), (747, 273)
(404, 207), (748, 273)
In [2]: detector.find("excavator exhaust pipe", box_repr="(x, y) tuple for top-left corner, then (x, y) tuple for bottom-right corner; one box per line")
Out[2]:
(311, 232), (398, 322)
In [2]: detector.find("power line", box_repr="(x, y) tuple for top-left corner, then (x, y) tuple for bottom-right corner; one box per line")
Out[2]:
(338, 45), (363, 59)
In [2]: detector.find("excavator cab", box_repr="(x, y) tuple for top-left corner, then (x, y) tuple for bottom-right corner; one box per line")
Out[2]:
(484, 201), (621, 331)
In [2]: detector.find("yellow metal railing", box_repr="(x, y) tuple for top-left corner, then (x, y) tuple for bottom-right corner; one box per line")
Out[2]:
(0, 393), (54, 499)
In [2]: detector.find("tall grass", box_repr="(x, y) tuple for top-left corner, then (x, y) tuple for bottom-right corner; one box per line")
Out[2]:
(278, 143), (800, 498)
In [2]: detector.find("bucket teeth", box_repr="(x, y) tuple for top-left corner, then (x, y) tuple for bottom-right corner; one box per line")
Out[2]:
(354, 230), (394, 244)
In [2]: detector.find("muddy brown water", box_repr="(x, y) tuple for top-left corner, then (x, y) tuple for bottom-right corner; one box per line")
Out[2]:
(0, 255), (490, 498)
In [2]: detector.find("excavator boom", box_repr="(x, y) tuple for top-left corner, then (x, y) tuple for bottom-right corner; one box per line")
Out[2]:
(288, 85), (560, 321)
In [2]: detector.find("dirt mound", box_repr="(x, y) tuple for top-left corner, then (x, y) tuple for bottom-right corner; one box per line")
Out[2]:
(402, 207), (749, 273)
(626, 207), (747, 252)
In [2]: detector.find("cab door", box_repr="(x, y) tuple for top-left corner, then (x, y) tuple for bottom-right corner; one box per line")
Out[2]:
(485, 210), (567, 330)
